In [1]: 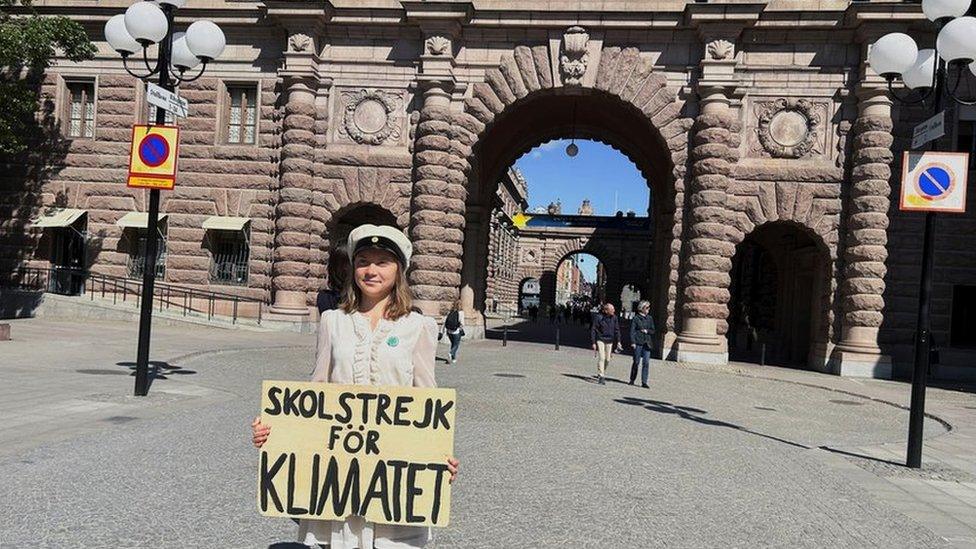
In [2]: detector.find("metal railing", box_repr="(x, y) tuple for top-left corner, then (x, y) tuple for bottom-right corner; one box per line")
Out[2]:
(1, 266), (263, 325)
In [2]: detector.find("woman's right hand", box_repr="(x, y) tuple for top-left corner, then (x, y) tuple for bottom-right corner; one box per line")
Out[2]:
(252, 416), (271, 448)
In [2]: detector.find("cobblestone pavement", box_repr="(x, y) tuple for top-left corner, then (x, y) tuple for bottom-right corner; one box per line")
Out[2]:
(1, 318), (974, 548)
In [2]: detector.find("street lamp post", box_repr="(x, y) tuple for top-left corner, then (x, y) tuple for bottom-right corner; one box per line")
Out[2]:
(104, 0), (225, 396)
(868, 0), (976, 468)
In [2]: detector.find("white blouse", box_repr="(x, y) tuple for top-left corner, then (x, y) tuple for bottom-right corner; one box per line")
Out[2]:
(299, 309), (439, 549)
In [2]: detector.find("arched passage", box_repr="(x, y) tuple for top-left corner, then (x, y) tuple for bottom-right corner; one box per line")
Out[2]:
(450, 86), (686, 336)
(727, 221), (831, 369)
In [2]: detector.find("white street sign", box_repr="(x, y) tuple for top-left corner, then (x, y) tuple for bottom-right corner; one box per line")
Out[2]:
(146, 82), (189, 119)
(900, 151), (969, 213)
(912, 111), (945, 149)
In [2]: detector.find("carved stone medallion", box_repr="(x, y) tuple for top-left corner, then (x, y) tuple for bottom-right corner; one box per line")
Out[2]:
(706, 39), (734, 61)
(338, 89), (402, 145)
(756, 98), (821, 159)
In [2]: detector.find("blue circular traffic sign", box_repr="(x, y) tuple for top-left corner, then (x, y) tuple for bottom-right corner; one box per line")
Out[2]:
(915, 164), (954, 200)
(138, 134), (170, 168)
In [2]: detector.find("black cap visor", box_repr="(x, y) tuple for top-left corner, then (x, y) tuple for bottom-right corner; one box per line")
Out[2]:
(353, 235), (406, 266)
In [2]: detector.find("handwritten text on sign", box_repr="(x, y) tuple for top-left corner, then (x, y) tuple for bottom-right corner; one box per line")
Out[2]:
(258, 381), (456, 527)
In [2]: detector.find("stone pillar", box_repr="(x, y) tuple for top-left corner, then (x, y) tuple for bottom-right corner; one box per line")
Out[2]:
(408, 81), (466, 316)
(674, 86), (741, 364)
(831, 88), (893, 378)
(270, 76), (317, 316)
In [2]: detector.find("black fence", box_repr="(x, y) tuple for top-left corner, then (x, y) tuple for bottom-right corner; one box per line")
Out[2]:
(0, 266), (263, 325)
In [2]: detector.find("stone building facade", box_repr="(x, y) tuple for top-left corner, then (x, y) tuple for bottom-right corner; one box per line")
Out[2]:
(2, 0), (976, 380)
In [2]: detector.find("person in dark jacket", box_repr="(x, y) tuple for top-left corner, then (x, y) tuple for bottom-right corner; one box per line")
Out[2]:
(316, 246), (349, 314)
(590, 302), (621, 385)
(629, 300), (655, 388)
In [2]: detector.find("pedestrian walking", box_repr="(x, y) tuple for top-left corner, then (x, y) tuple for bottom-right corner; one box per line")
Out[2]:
(442, 299), (465, 364)
(315, 245), (349, 314)
(251, 224), (459, 549)
(629, 300), (655, 388)
(590, 302), (621, 385)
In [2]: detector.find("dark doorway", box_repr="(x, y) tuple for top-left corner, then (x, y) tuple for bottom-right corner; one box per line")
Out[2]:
(50, 216), (87, 295)
(727, 222), (828, 368)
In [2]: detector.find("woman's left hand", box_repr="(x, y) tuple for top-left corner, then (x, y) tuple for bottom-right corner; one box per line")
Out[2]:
(447, 457), (459, 484)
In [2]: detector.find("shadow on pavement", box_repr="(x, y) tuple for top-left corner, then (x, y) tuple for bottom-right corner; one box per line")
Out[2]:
(115, 360), (197, 390)
(612, 395), (811, 450)
(818, 445), (905, 467)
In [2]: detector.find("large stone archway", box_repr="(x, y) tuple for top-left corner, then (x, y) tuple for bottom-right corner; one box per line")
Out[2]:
(407, 45), (693, 351)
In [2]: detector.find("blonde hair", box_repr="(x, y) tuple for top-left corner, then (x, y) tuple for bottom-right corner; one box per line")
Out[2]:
(340, 258), (414, 320)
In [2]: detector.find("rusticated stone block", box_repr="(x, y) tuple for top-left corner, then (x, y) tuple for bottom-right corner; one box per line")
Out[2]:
(417, 119), (452, 136)
(472, 82), (504, 114)
(686, 254), (731, 272)
(514, 46), (541, 92)
(595, 47), (622, 91)
(691, 158), (733, 178)
(411, 225), (463, 243)
(416, 135), (452, 152)
(608, 48), (640, 94)
(410, 269), (461, 287)
(413, 195), (464, 213)
(532, 45), (553, 88)
(683, 285), (730, 304)
(499, 55), (528, 99)
(485, 68), (516, 105)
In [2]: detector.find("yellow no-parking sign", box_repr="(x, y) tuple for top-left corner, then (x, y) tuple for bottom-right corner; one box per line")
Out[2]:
(127, 125), (180, 191)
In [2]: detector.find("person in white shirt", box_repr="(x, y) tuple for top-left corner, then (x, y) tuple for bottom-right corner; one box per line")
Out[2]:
(252, 224), (459, 548)
(442, 300), (464, 364)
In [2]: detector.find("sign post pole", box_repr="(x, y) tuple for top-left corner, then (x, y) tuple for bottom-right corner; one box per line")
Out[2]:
(134, 6), (175, 397)
(906, 58), (944, 468)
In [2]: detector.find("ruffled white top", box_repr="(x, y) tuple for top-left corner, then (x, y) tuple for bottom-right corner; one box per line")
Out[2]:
(299, 309), (439, 549)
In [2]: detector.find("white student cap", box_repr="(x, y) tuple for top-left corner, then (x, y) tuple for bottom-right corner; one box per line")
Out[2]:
(347, 224), (413, 266)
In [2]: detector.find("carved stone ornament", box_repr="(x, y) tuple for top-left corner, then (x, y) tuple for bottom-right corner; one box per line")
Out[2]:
(523, 249), (538, 264)
(338, 89), (402, 145)
(560, 26), (589, 86)
(288, 33), (312, 52)
(756, 98), (822, 159)
(425, 35), (451, 56)
(706, 39), (734, 61)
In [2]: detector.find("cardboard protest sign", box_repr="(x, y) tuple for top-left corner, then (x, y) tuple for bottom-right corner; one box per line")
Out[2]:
(257, 380), (456, 527)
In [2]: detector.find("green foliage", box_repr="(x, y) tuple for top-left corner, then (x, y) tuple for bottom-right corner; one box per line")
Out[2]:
(0, 0), (96, 155)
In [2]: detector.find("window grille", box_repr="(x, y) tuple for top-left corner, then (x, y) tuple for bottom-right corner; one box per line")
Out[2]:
(127, 230), (166, 278)
(66, 82), (95, 138)
(226, 85), (257, 144)
(209, 231), (249, 285)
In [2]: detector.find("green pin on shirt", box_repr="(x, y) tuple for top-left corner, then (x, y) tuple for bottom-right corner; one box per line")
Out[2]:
(387, 335), (399, 348)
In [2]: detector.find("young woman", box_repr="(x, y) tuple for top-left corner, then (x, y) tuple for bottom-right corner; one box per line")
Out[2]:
(252, 224), (459, 549)
(442, 299), (464, 364)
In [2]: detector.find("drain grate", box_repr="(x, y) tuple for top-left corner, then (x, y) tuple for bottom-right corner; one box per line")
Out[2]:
(829, 399), (864, 406)
(494, 373), (526, 378)
(754, 406), (777, 411)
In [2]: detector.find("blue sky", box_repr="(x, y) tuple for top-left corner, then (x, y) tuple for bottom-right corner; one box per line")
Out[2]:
(513, 139), (650, 280)
(513, 139), (650, 217)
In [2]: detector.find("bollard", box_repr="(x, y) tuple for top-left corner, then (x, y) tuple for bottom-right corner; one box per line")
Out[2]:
(503, 325), (508, 347)
(760, 342), (766, 367)
(555, 327), (560, 350)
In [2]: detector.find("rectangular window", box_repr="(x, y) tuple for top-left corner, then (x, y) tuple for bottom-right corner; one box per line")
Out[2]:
(209, 231), (249, 285)
(225, 85), (258, 144)
(951, 285), (976, 348)
(66, 81), (95, 138)
(127, 230), (166, 279)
